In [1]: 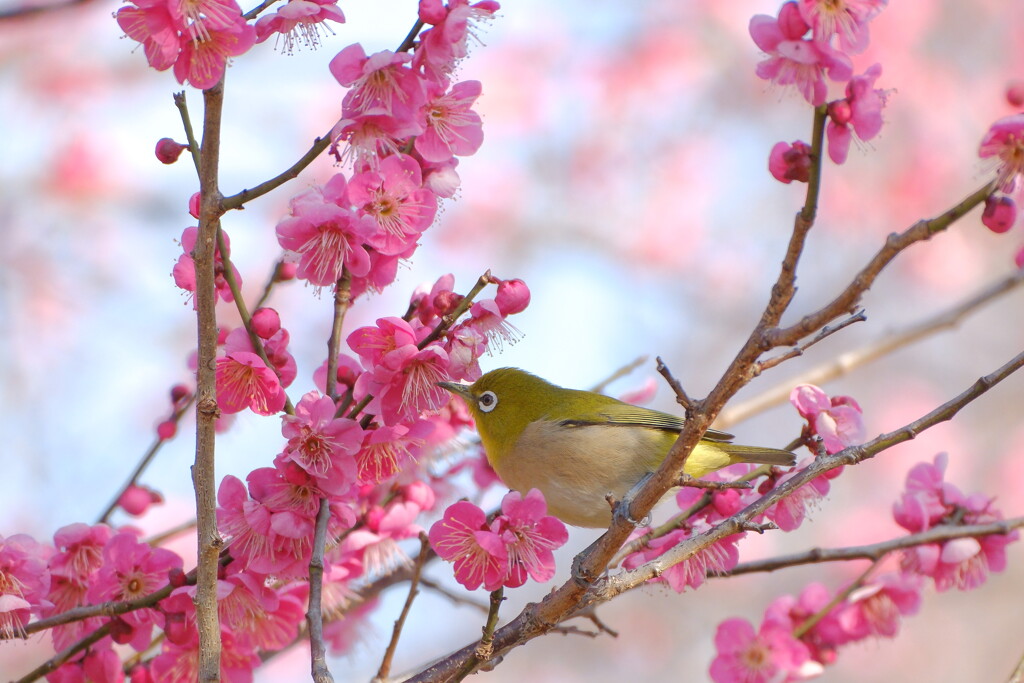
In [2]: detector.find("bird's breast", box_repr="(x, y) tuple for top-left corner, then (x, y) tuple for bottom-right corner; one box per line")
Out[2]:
(492, 420), (668, 528)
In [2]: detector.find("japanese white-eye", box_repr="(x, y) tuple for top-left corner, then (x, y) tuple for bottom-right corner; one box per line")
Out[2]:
(439, 368), (796, 528)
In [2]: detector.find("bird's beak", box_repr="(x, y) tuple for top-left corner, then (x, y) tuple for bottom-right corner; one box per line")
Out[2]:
(437, 381), (473, 403)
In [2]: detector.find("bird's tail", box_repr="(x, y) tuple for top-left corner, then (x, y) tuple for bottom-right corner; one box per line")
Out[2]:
(719, 444), (796, 468)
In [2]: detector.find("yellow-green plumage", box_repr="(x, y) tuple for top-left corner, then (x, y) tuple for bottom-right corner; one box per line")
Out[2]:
(439, 368), (795, 528)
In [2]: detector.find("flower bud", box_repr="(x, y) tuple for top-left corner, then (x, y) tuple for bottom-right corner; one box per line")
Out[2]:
(155, 138), (188, 164)
(251, 307), (282, 339)
(495, 278), (530, 315)
(982, 195), (1017, 234)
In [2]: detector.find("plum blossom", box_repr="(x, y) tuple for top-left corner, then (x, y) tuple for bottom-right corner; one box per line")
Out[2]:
(750, 2), (853, 106)
(709, 617), (822, 683)
(88, 533), (183, 651)
(797, 0), (888, 54)
(429, 489), (567, 591)
(414, 0), (500, 82)
(769, 140), (813, 183)
(982, 195), (1017, 234)
(281, 391), (362, 481)
(979, 113), (1024, 190)
(330, 44), (425, 121)
(216, 350), (286, 416)
(893, 453), (1019, 591)
(415, 80), (484, 163)
(349, 153), (438, 254)
(173, 20), (256, 90)
(172, 226), (241, 307)
(276, 175), (376, 286)
(764, 459), (831, 531)
(0, 534), (50, 639)
(789, 384), (865, 454)
(826, 64), (887, 164)
(255, 0), (345, 53)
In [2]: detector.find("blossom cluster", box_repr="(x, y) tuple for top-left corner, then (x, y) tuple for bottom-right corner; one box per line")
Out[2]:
(752, 0), (889, 176)
(709, 452), (1018, 682)
(978, 112), (1024, 264)
(428, 489), (569, 592)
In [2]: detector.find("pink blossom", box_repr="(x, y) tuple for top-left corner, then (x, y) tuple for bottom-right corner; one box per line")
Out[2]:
(750, 6), (853, 107)
(116, 0), (181, 71)
(276, 177), (376, 286)
(173, 19), (256, 90)
(764, 582), (846, 664)
(979, 113), (1024, 189)
(826, 64), (887, 164)
(355, 420), (433, 484)
(330, 111), (425, 169)
(789, 384), (865, 453)
(428, 500), (507, 591)
(893, 453), (1019, 591)
(150, 627), (260, 683)
(982, 195), (1017, 234)
(413, 0), (500, 82)
(341, 484), (432, 574)
(409, 272), (461, 325)
(330, 44), (425, 122)
(216, 351), (286, 415)
(467, 298), (521, 350)
(356, 344), (452, 425)
(254, 0), (345, 53)
(215, 565), (307, 651)
(88, 533), (183, 651)
(494, 278), (530, 315)
(797, 0), (887, 54)
(838, 572), (922, 640)
(250, 307), (281, 339)
(118, 484), (164, 516)
(769, 140), (813, 184)
(172, 226), (240, 307)
(348, 316), (421, 369)
(622, 525), (740, 593)
(349, 153), (438, 254)
(415, 80), (484, 163)
(444, 323), (487, 381)
(764, 460), (830, 531)
(0, 534), (50, 639)
(281, 391), (362, 481)
(710, 617), (822, 683)
(155, 137), (189, 164)
(47, 524), (111, 649)
(492, 489), (568, 587)
(312, 353), (363, 396)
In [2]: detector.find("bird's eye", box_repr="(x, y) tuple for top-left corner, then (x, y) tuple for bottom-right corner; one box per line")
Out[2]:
(477, 390), (498, 413)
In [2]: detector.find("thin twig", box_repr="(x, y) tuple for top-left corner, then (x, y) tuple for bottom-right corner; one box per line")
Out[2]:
(308, 497), (335, 683)
(756, 309), (867, 373)
(656, 356), (693, 412)
(325, 271), (352, 400)
(376, 534), (431, 682)
(452, 588), (505, 682)
(718, 269), (1024, 428)
(97, 393), (196, 524)
(11, 624), (111, 683)
(589, 355), (649, 393)
(722, 517), (1024, 577)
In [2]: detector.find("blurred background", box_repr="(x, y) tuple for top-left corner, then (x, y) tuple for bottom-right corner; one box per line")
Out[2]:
(1, 0), (1023, 680)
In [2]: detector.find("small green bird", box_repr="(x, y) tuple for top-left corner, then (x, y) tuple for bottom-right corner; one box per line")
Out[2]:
(439, 368), (796, 528)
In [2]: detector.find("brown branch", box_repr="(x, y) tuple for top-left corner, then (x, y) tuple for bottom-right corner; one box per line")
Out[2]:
(376, 534), (431, 682)
(193, 81), (226, 683)
(308, 497), (335, 683)
(756, 309), (866, 373)
(325, 272), (353, 399)
(718, 268), (1024, 429)
(722, 517), (1024, 577)
(767, 179), (998, 349)
(12, 624), (111, 683)
(656, 356), (693, 412)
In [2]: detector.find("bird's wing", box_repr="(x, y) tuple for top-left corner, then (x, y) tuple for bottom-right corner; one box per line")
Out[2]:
(554, 401), (735, 442)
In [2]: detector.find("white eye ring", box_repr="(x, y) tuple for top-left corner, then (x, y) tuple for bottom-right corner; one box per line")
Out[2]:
(477, 390), (498, 413)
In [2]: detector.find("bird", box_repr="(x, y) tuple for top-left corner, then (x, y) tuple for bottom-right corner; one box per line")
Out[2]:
(439, 367), (796, 528)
